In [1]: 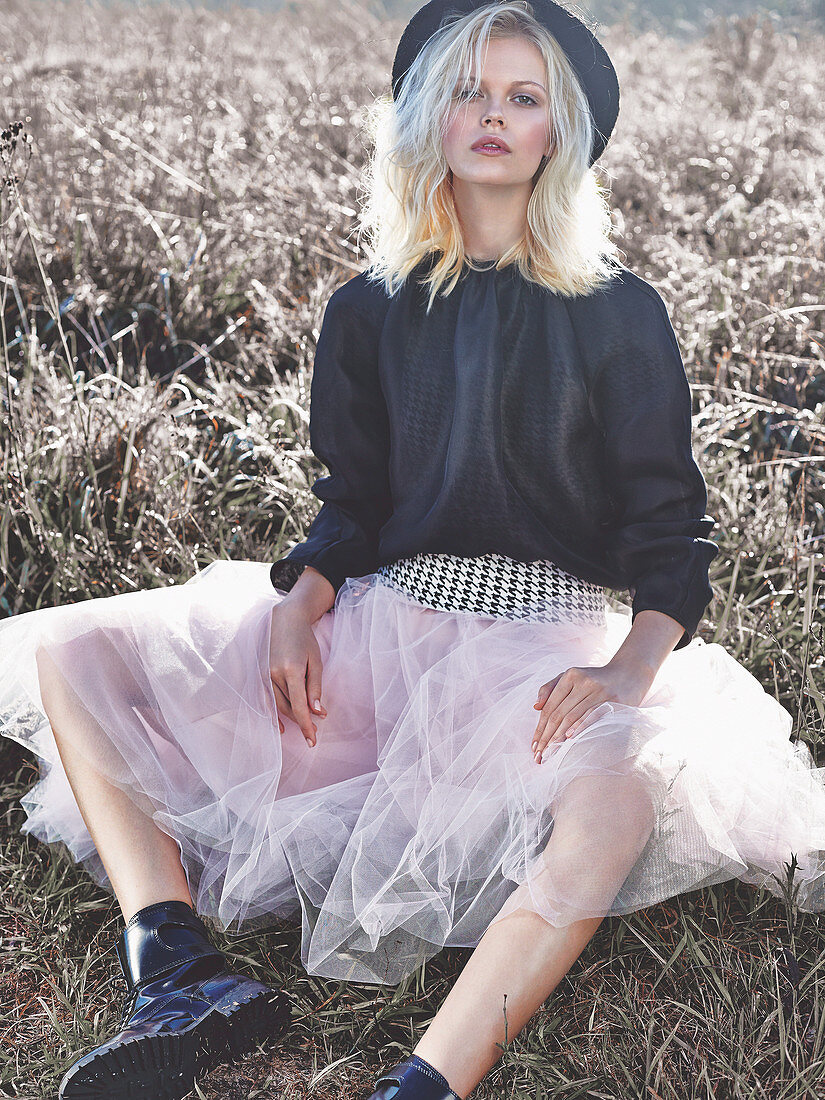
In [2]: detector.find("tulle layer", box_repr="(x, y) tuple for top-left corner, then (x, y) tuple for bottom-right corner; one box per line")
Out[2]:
(1, 559), (824, 986)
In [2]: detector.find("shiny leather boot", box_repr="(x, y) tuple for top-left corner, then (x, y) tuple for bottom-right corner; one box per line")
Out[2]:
(58, 899), (291, 1100)
(364, 1055), (462, 1099)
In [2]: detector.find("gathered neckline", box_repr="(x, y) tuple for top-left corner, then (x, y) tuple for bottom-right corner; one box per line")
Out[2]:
(461, 257), (523, 285)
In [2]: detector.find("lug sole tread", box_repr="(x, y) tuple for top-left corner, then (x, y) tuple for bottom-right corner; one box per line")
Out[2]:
(220, 988), (292, 1059)
(58, 988), (291, 1100)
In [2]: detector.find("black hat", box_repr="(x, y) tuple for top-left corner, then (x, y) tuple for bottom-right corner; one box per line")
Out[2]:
(391, 0), (620, 166)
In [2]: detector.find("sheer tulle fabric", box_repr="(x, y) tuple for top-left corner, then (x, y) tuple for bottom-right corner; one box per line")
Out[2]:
(1, 558), (824, 985)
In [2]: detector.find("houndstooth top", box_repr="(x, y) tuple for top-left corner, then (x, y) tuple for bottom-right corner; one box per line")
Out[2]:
(269, 251), (719, 650)
(375, 551), (607, 626)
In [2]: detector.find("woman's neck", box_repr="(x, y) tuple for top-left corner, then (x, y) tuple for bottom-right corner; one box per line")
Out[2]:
(452, 175), (530, 262)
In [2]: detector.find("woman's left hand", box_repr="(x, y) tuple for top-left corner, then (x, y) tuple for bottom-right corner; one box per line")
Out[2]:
(530, 657), (656, 764)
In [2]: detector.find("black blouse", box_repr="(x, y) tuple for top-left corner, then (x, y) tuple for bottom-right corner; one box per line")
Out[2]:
(269, 253), (719, 650)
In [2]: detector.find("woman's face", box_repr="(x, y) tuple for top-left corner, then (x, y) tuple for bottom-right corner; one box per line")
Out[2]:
(442, 35), (553, 188)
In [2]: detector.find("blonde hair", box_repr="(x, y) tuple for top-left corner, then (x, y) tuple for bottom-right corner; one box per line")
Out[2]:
(356, 0), (624, 311)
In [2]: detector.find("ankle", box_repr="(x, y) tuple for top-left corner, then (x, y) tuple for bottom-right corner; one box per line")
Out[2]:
(121, 894), (194, 925)
(408, 1054), (462, 1099)
(116, 898), (225, 997)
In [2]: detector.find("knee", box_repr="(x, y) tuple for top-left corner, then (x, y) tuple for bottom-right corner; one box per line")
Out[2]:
(606, 771), (658, 857)
(35, 631), (145, 717)
(551, 769), (657, 859)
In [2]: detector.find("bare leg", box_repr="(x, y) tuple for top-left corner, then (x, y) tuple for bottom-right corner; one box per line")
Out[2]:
(36, 644), (193, 923)
(413, 769), (657, 1099)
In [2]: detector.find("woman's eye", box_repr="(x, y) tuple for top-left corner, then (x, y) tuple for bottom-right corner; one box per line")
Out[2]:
(454, 89), (536, 105)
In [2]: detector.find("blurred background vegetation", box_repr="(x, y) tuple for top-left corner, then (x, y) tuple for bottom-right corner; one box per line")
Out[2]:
(0, 0), (824, 1097)
(85, 0), (825, 35)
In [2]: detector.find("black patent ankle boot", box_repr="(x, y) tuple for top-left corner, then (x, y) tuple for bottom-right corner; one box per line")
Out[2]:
(364, 1055), (462, 1099)
(58, 899), (291, 1100)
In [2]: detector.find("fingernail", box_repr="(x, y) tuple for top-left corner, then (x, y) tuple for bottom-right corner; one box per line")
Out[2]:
(530, 740), (538, 752)
(314, 699), (322, 712)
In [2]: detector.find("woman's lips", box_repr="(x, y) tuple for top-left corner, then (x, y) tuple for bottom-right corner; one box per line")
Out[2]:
(472, 145), (511, 156)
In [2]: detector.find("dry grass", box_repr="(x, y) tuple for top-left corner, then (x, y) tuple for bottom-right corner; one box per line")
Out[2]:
(1, 0), (824, 1097)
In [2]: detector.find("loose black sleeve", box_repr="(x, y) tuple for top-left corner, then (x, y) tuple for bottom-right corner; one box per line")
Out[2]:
(269, 283), (392, 597)
(589, 284), (719, 650)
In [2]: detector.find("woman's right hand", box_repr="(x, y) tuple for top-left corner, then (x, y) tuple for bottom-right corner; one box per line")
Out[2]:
(268, 601), (328, 746)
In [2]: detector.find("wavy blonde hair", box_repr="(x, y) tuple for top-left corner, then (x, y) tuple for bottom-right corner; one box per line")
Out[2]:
(356, 0), (624, 311)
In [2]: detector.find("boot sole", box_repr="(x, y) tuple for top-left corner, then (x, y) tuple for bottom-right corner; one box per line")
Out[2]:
(218, 984), (293, 1060)
(58, 987), (292, 1100)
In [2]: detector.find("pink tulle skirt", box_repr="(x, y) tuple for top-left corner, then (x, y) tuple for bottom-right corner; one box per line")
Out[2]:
(1, 558), (824, 985)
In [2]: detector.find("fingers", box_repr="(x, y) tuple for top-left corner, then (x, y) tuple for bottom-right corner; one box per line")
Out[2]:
(531, 669), (604, 764)
(532, 697), (593, 763)
(270, 658), (327, 749)
(268, 609), (326, 748)
(532, 676), (576, 747)
(271, 664), (318, 746)
(284, 666), (318, 746)
(305, 657), (327, 728)
(272, 677), (324, 747)
(270, 683), (288, 735)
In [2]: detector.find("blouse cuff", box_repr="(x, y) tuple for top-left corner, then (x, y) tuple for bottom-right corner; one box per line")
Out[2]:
(273, 553), (366, 597)
(624, 520), (718, 650)
(270, 532), (379, 597)
(269, 554), (309, 594)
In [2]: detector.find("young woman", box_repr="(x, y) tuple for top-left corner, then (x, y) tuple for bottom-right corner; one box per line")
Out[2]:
(2, 2), (825, 1099)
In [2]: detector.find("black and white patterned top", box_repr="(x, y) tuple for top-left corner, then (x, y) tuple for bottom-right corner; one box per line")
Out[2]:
(269, 255), (719, 651)
(375, 551), (607, 625)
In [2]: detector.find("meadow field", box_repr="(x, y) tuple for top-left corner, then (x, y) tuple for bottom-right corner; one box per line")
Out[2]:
(0, 0), (824, 1096)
